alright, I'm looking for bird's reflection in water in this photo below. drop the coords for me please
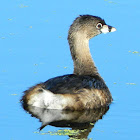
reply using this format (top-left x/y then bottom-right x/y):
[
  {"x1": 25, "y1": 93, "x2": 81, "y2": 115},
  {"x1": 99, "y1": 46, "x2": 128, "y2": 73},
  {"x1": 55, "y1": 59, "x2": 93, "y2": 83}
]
[{"x1": 23, "y1": 105, "x2": 109, "y2": 139}]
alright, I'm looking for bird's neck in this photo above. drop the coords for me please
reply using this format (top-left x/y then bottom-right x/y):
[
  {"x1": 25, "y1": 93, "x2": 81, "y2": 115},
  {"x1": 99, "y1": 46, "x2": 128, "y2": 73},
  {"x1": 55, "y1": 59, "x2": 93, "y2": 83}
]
[{"x1": 68, "y1": 32, "x2": 99, "y2": 76}]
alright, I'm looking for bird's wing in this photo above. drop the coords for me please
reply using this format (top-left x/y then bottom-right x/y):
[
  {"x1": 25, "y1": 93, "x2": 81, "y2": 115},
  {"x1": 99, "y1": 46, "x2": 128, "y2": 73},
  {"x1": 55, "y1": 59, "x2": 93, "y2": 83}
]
[{"x1": 44, "y1": 74, "x2": 107, "y2": 94}]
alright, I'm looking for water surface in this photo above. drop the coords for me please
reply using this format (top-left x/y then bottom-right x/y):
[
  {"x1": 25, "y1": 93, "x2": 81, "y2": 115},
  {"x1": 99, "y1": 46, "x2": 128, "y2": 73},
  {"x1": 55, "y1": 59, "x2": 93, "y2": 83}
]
[{"x1": 1, "y1": 0, "x2": 140, "y2": 139}]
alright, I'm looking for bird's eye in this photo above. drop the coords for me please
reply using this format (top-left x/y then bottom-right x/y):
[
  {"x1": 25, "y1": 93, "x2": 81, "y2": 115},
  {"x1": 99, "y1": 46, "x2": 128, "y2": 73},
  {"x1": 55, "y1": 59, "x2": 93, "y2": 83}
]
[{"x1": 96, "y1": 23, "x2": 103, "y2": 29}]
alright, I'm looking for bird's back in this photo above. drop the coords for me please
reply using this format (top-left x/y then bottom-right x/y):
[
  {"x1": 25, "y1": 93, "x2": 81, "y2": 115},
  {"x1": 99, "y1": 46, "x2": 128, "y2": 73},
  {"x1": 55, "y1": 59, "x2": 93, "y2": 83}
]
[{"x1": 44, "y1": 74, "x2": 108, "y2": 94}]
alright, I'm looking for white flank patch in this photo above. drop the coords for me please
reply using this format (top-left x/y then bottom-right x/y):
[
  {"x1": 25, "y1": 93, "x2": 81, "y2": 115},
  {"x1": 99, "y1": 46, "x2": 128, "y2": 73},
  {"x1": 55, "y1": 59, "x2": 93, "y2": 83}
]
[{"x1": 28, "y1": 89, "x2": 67, "y2": 109}]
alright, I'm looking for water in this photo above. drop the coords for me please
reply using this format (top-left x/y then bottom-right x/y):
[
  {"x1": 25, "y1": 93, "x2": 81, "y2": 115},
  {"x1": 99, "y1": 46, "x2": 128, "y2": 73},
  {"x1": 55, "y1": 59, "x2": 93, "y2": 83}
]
[{"x1": 1, "y1": 0, "x2": 140, "y2": 139}]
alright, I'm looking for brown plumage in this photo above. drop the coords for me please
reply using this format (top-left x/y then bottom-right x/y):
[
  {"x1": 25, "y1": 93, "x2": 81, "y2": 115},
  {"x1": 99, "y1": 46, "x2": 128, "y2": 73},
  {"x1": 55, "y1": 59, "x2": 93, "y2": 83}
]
[{"x1": 21, "y1": 15, "x2": 116, "y2": 110}]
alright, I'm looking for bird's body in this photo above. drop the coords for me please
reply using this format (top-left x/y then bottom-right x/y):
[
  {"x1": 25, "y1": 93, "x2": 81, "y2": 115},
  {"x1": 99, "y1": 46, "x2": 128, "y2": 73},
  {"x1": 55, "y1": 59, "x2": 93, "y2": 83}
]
[{"x1": 21, "y1": 15, "x2": 116, "y2": 110}]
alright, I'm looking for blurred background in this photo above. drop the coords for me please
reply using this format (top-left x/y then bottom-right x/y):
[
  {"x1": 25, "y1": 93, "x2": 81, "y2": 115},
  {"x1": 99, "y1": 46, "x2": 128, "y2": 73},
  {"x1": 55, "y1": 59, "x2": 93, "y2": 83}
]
[{"x1": 0, "y1": 0, "x2": 140, "y2": 139}]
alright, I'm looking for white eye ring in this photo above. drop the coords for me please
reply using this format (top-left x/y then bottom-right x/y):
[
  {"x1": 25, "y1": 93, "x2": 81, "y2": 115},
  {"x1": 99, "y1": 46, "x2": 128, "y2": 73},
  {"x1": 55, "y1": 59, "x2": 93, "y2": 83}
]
[{"x1": 96, "y1": 23, "x2": 103, "y2": 29}]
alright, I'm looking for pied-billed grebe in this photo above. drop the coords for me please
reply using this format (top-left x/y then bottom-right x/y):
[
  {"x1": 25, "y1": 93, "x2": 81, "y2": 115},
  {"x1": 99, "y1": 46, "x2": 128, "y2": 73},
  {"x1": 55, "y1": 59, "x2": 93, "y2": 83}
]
[{"x1": 21, "y1": 15, "x2": 116, "y2": 110}]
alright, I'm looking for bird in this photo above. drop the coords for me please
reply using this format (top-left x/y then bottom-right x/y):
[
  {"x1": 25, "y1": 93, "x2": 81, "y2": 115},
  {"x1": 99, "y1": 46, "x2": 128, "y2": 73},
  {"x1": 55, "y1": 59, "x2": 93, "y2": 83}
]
[{"x1": 21, "y1": 15, "x2": 116, "y2": 110}]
